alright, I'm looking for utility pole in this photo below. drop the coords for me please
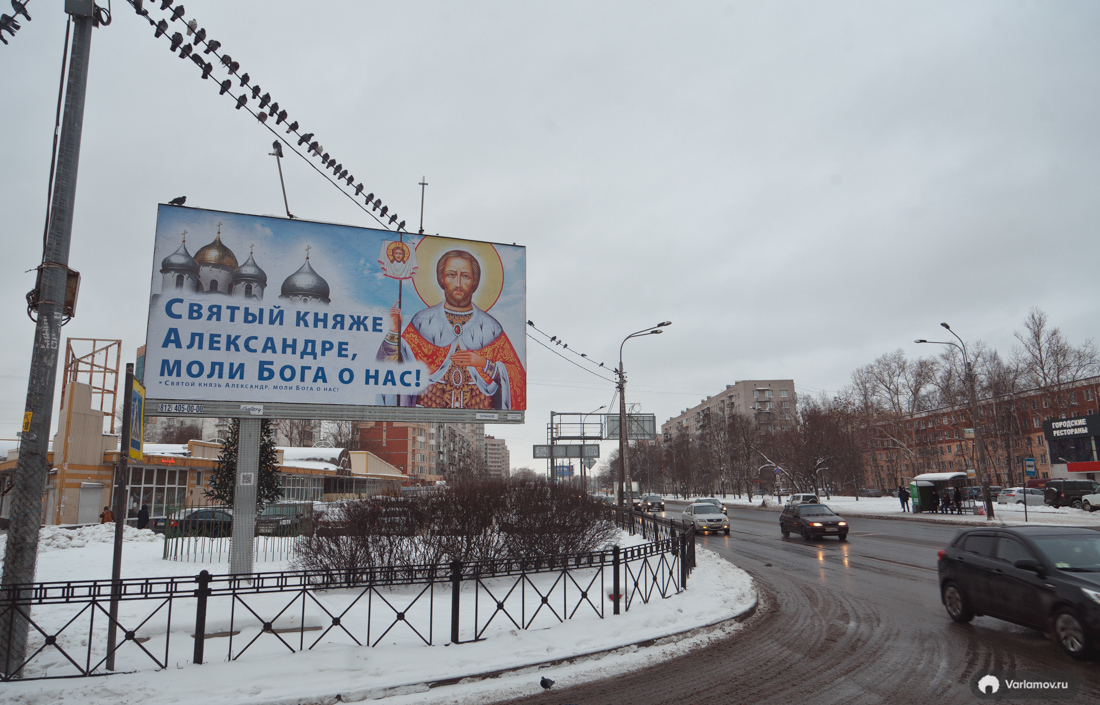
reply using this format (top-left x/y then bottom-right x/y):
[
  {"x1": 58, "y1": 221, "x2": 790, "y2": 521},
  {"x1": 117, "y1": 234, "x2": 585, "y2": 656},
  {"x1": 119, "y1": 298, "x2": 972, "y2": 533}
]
[{"x1": 1, "y1": 5, "x2": 96, "y2": 678}]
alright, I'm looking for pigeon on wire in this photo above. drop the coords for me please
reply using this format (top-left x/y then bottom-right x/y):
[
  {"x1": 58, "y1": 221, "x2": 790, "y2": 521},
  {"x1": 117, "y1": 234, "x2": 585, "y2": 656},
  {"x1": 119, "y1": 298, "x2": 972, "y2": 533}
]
[
  {"x1": 540, "y1": 676, "x2": 554, "y2": 691},
  {"x1": 168, "y1": 196, "x2": 187, "y2": 206}
]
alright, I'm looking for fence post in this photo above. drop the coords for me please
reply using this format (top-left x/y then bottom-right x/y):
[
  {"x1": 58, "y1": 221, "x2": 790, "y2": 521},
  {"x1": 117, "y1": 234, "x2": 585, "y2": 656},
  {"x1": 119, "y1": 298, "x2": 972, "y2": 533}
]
[
  {"x1": 193, "y1": 570, "x2": 211, "y2": 665},
  {"x1": 450, "y1": 560, "x2": 462, "y2": 644},
  {"x1": 612, "y1": 546, "x2": 621, "y2": 615}
]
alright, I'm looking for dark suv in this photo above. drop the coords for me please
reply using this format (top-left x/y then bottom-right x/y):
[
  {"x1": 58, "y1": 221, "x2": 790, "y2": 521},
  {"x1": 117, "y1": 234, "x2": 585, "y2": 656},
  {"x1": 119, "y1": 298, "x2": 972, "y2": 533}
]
[
  {"x1": 1044, "y1": 479, "x2": 1100, "y2": 509},
  {"x1": 938, "y1": 526, "x2": 1100, "y2": 658}
]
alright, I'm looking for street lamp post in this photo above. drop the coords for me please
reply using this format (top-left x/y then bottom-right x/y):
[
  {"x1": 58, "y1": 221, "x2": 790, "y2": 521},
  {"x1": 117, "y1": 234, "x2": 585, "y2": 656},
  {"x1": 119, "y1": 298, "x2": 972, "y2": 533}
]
[
  {"x1": 616, "y1": 322, "x2": 671, "y2": 509},
  {"x1": 580, "y1": 405, "x2": 605, "y2": 491},
  {"x1": 916, "y1": 322, "x2": 995, "y2": 520}
]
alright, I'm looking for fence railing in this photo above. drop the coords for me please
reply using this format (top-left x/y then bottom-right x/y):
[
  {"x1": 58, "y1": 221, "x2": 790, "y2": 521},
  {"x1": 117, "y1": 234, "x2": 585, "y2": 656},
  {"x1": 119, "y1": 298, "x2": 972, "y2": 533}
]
[{"x1": 0, "y1": 509, "x2": 695, "y2": 681}]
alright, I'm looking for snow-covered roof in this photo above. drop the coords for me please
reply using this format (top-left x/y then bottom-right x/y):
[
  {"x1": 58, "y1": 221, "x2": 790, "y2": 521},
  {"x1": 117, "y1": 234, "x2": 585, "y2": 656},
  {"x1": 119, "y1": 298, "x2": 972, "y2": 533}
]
[
  {"x1": 911, "y1": 472, "x2": 969, "y2": 483},
  {"x1": 278, "y1": 447, "x2": 345, "y2": 463},
  {"x1": 142, "y1": 444, "x2": 191, "y2": 457},
  {"x1": 279, "y1": 459, "x2": 339, "y2": 472}
]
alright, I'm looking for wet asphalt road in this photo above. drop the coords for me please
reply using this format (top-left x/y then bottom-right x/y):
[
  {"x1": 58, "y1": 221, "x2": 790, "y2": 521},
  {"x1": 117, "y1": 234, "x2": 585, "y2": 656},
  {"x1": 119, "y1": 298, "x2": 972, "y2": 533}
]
[{"x1": 489, "y1": 502, "x2": 1100, "y2": 705}]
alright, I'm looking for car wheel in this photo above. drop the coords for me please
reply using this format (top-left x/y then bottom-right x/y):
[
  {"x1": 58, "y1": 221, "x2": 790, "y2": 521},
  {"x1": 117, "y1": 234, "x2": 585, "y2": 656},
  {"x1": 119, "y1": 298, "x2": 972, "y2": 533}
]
[
  {"x1": 801, "y1": 526, "x2": 811, "y2": 541},
  {"x1": 838, "y1": 532, "x2": 848, "y2": 541},
  {"x1": 1054, "y1": 608, "x2": 1090, "y2": 659},
  {"x1": 781, "y1": 527, "x2": 790, "y2": 538},
  {"x1": 1073, "y1": 499, "x2": 1083, "y2": 510},
  {"x1": 1085, "y1": 501, "x2": 1094, "y2": 512},
  {"x1": 942, "y1": 583, "x2": 974, "y2": 623},
  {"x1": 1016, "y1": 501, "x2": 1024, "y2": 505},
  {"x1": 724, "y1": 528, "x2": 730, "y2": 535}
]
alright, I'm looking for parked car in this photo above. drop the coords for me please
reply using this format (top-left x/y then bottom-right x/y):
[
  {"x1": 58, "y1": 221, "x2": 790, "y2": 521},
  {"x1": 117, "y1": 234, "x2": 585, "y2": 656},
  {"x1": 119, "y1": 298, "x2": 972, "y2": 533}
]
[
  {"x1": 937, "y1": 525, "x2": 1100, "y2": 658},
  {"x1": 165, "y1": 507, "x2": 233, "y2": 538},
  {"x1": 780, "y1": 503, "x2": 848, "y2": 540},
  {"x1": 786, "y1": 493, "x2": 820, "y2": 505},
  {"x1": 681, "y1": 503, "x2": 730, "y2": 535},
  {"x1": 996, "y1": 488, "x2": 1045, "y2": 506},
  {"x1": 1081, "y1": 493, "x2": 1100, "y2": 512},
  {"x1": 256, "y1": 502, "x2": 315, "y2": 536},
  {"x1": 1044, "y1": 479, "x2": 1100, "y2": 509},
  {"x1": 694, "y1": 497, "x2": 727, "y2": 515},
  {"x1": 634, "y1": 494, "x2": 665, "y2": 512},
  {"x1": 965, "y1": 486, "x2": 1004, "y2": 501},
  {"x1": 859, "y1": 488, "x2": 883, "y2": 498}
]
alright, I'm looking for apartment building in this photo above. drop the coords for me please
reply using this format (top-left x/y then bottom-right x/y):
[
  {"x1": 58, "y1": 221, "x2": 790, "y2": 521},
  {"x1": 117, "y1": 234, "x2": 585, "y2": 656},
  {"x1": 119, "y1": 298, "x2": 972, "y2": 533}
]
[{"x1": 662, "y1": 379, "x2": 797, "y2": 441}]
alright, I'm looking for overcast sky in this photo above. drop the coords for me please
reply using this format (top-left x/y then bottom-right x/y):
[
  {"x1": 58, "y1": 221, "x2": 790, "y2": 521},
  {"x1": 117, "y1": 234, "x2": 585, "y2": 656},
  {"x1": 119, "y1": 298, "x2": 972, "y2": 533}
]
[{"x1": 3, "y1": 1, "x2": 1099, "y2": 474}]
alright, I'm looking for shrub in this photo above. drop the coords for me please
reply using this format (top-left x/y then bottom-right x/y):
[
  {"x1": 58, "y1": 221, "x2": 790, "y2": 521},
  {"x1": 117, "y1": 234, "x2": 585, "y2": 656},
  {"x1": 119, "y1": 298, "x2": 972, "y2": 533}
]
[{"x1": 293, "y1": 479, "x2": 618, "y2": 572}]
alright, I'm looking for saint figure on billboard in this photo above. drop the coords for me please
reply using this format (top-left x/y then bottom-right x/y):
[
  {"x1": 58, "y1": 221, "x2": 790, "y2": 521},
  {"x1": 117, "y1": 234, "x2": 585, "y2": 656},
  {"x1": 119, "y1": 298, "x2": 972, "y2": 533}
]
[
  {"x1": 378, "y1": 240, "x2": 417, "y2": 280},
  {"x1": 376, "y1": 248, "x2": 525, "y2": 409}
]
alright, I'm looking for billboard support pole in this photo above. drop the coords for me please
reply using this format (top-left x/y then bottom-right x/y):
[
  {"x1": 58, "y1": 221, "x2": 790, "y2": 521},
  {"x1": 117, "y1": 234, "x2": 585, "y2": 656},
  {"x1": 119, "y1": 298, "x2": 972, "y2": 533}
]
[
  {"x1": 230, "y1": 418, "x2": 261, "y2": 576},
  {"x1": 0, "y1": 9, "x2": 95, "y2": 679},
  {"x1": 106, "y1": 363, "x2": 135, "y2": 671}
]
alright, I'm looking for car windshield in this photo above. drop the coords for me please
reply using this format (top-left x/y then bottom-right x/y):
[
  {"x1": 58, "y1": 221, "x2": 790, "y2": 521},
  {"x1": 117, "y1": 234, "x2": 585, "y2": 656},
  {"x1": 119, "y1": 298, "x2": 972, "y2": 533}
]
[
  {"x1": 799, "y1": 506, "x2": 836, "y2": 516},
  {"x1": 1032, "y1": 535, "x2": 1100, "y2": 571},
  {"x1": 262, "y1": 506, "x2": 299, "y2": 517},
  {"x1": 645, "y1": 496, "x2": 661, "y2": 501},
  {"x1": 691, "y1": 505, "x2": 722, "y2": 515}
]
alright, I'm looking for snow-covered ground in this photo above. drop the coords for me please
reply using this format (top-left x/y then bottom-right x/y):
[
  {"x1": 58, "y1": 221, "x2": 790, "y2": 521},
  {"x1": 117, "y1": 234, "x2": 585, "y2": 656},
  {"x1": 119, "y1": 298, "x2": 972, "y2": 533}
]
[
  {"x1": 1, "y1": 525, "x2": 755, "y2": 705},
  {"x1": 683, "y1": 493, "x2": 1100, "y2": 526}
]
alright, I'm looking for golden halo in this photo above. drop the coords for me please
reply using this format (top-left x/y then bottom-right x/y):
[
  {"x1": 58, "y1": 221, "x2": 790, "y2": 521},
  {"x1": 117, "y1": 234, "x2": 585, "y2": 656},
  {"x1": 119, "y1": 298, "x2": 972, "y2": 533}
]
[
  {"x1": 412, "y1": 237, "x2": 504, "y2": 310},
  {"x1": 386, "y1": 241, "x2": 411, "y2": 262}
]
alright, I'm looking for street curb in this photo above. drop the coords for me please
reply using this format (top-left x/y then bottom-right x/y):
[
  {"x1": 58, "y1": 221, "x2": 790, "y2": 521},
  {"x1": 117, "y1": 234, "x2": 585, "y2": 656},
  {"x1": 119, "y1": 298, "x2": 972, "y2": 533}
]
[
  {"x1": 743, "y1": 501, "x2": 1029, "y2": 528},
  {"x1": 308, "y1": 596, "x2": 760, "y2": 704}
]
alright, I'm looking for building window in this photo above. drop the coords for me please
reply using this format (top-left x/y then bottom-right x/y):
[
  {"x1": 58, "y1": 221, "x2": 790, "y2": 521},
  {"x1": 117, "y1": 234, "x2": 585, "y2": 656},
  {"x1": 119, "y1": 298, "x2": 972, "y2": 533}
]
[
  {"x1": 753, "y1": 391, "x2": 759, "y2": 398},
  {"x1": 1040, "y1": 453, "x2": 1047, "y2": 465},
  {"x1": 1086, "y1": 389, "x2": 1094, "y2": 402},
  {"x1": 780, "y1": 390, "x2": 789, "y2": 398},
  {"x1": 1038, "y1": 435, "x2": 1044, "y2": 446},
  {"x1": 1030, "y1": 399, "x2": 1038, "y2": 410},
  {"x1": 1043, "y1": 398, "x2": 1051, "y2": 408},
  {"x1": 1033, "y1": 417, "x2": 1041, "y2": 428},
  {"x1": 765, "y1": 390, "x2": 773, "y2": 399},
  {"x1": 128, "y1": 466, "x2": 189, "y2": 519},
  {"x1": 1071, "y1": 393, "x2": 1078, "y2": 406},
  {"x1": 175, "y1": 274, "x2": 185, "y2": 289}
]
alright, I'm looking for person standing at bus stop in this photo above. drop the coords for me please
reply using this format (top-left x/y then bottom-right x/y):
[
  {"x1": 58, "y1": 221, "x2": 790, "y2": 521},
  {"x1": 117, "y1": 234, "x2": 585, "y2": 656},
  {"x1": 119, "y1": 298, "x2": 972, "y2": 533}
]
[{"x1": 899, "y1": 486, "x2": 910, "y2": 512}]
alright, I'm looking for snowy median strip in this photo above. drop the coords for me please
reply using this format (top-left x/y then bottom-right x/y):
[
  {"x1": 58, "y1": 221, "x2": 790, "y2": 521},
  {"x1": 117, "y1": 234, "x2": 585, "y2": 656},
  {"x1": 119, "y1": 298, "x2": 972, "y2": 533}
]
[{"x1": 1, "y1": 526, "x2": 755, "y2": 705}]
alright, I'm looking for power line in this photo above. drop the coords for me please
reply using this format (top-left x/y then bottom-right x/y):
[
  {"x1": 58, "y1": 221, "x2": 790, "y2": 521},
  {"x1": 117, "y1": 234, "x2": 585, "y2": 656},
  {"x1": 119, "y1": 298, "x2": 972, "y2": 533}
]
[
  {"x1": 527, "y1": 333, "x2": 614, "y2": 383},
  {"x1": 124, "y1": 0, "x2": 407, "y2": 232}
]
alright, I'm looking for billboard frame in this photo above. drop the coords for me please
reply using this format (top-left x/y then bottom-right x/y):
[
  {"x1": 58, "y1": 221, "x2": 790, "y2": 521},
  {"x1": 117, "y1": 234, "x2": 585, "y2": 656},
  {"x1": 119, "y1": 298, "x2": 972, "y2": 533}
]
[{"x1": 144, "y1": 399, "x2": 523, "y2": 423}]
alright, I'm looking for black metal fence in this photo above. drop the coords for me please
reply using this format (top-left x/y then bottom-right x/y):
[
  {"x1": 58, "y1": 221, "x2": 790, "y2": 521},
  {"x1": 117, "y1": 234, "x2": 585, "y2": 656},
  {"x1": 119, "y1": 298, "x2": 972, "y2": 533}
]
[{"x1": 1, "y1": 509, "x2": 694, "y2": 681}]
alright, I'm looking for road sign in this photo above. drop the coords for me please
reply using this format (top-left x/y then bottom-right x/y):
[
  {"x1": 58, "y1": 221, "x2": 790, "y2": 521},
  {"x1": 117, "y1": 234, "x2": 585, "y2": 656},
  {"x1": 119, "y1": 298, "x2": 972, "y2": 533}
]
[
  {"x1": 533, "y1": 444, "x2": 600, "y2": 459},
  {"x1": 774, "y1": 468, "x2": 782, "y2": 475},
  {"x1": 1025, "y1": 457, "x2": 1037, "y2": 477}
]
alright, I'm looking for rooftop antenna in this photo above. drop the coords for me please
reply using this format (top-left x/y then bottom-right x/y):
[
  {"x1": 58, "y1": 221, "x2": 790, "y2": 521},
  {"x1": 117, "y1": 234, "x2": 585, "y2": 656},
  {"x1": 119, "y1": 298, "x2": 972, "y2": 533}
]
[
  {"x1": 270, "y1": 141, "x2": 294, "y2": 218},
  {"x1": 418, "y1": 176, "x2": 428, "y2": 235}
]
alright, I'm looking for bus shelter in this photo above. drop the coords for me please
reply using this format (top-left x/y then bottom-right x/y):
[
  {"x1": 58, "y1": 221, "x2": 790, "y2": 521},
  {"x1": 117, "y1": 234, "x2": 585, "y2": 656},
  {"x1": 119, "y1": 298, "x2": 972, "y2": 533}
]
[{"x1": 910, "y1": 472, "x2": 970, "y2": 513}]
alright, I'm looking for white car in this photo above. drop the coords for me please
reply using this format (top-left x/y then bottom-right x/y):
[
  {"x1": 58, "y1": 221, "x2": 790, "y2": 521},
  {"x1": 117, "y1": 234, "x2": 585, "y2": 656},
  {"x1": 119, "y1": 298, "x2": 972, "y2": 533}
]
[
  {"x1": 996, "y1": 487, "x2": 1044, "y2": 506},
  {"x1": 786, "y1": 493, "x2": 820, "y2": 506},
  {"x1": 681, "y1": 503, "x2": 730, "y2": 535},
  {"x1": 1082, "y1": 493, "x2": 1100, "y2": 512}
]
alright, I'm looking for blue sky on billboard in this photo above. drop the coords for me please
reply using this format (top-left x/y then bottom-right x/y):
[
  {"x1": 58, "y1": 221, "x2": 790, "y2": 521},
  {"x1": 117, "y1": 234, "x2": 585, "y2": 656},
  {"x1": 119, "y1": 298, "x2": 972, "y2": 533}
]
[{"x1": 2, "y1": 1, "x2": 1099, "y2": 473}]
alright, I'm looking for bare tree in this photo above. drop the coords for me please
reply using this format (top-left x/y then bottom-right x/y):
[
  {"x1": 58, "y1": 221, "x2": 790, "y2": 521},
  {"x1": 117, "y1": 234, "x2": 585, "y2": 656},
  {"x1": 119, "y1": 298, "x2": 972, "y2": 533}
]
[
  {"x1": 1014, "y1": 307, "x2": 1099, "y2": 393},
  {"x1": 276, "y1": 419, "x2": 319, "y2": 447},
  {"x1": 323, "y1": 421, "x2": 362, "y2": 451},
  {"x1": 152, "y1": 422, "x2": 204, "y2": 444}
]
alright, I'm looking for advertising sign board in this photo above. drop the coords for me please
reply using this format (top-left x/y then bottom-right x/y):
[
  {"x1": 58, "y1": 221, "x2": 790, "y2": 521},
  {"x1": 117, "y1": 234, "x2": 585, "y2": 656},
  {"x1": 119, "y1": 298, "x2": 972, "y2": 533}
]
[
  {"x1": 144, "y1": 206, "x2": 526, "y2": 422},
  {"x1": 605, "y1": 414, "x2": 657, "y2": 440},
  {"x1": 129, "y1": 380, "x2": 145, "y2": 462}
]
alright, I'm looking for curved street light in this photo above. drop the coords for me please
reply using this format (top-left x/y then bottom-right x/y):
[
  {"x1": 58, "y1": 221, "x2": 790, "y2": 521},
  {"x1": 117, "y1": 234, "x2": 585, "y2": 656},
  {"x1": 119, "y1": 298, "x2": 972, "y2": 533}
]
[
  {"x1": 617, "y1": 322, "x2": 671, "y2": 509},
  {"x1": 579, "y1": 405, "x2": 605, "y2": 491},
  {"x1": 915, "y1": 321, "x2": 995, "y2": 520}
]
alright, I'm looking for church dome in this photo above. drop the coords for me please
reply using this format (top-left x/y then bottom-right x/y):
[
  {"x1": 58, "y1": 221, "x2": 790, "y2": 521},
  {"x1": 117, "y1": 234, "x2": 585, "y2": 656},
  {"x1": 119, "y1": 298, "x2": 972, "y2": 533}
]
[
  {"x1": 232, "y1": 252, "x2": 268, "y2": 286},
  {"x1": 194, "y1": 234, "x2": 239, "y2": 270},
  {"x1": 281, "y1": 259, "x2": 330, "y2": 302},
  {"x1": 160, "y1": 241, "x2": 199, "y2": 275}
]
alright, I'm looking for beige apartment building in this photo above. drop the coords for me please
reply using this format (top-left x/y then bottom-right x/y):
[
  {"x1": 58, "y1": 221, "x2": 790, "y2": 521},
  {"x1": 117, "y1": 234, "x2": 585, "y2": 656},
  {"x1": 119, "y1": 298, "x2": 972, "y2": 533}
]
[{"x1": 662, "y1": 379, "x2": 797, "y2": 441}]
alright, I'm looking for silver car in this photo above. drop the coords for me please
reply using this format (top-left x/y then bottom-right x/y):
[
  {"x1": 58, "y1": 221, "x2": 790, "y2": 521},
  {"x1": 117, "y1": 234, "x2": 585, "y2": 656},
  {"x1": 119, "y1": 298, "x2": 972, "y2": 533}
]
[{"x1": 681, "y1": 503, "x2": 730, "y2": 535}]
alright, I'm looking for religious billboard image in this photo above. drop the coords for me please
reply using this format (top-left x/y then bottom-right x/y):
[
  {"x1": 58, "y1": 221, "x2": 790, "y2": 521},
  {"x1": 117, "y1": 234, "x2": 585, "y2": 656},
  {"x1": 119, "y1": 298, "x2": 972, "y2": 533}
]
[{"x1": 144, "y1": 205, "x2": 526, "y2": 413}]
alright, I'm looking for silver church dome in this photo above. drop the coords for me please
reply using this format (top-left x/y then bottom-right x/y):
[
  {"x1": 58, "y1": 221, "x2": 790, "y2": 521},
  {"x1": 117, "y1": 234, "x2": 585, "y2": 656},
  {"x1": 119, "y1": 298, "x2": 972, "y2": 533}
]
[
  {"x1": 232, "y1": 253, "x2": 268, "y2": 286},
  {"x1": 160, "y1": 241, "x2": 200, "y2": 276},
  {"x1": 280, "y1": 259, "x2": 330, "y2": 303}
]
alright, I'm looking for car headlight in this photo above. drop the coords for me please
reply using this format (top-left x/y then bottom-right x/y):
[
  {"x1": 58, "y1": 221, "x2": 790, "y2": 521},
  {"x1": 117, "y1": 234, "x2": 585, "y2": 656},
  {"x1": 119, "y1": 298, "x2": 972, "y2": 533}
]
[
  {"x1": 1082, "y1": 587, "x2": 1100, "y2": 605},
  {"x1": 838, "y1": 522, "x2": 847, "y2": 526},
  {"x1": 811, "y1": 522, "x2": 823, "y2": 527}
]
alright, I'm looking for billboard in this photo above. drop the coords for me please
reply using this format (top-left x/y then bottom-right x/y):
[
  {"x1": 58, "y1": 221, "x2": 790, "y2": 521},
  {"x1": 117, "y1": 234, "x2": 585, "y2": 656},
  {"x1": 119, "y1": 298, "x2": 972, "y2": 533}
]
[{"x1": 144, "y1": 205, "x2": 526, "y2": 422}]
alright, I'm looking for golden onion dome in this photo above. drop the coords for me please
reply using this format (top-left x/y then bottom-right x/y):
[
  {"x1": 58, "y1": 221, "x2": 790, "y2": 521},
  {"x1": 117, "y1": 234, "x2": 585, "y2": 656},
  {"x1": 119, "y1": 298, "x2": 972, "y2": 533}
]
[{"x1": 194, "y1": 234, "x2": 239, "y2": 270}]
